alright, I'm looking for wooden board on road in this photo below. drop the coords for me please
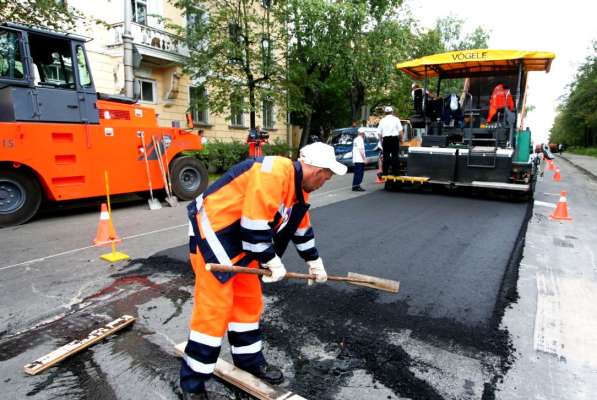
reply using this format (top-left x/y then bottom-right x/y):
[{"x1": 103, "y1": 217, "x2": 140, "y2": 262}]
[
  {"x1": 175, "y1": 341, "x2": 307, "y2": 400},
  {"x1": 24, "y1": 315, "x2": 135, "y2": 375}
]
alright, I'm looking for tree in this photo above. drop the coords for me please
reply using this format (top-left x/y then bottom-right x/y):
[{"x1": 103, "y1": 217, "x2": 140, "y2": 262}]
[
  {"x1": 283, "y1": 2, "x2": 490, "y2": 146},
  {"x1": 550, "y1": 42, "x2": 597, "y2": 147},
  {"x1": 173, "y1": 0, "x2": 286, "y2": 131},
  {"x1": 0, "y1": 0, "x2": 76, "y2": 30},
  {"x1": 283, "y1": 0, "x2": 415, "y2": 146}
]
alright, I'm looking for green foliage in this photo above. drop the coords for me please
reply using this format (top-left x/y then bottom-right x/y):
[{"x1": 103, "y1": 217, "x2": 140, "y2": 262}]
[
  {"x1": 195, "y1": 140, "x2": 248, "y2": 172},
  {"x1": 566, "y1": 146, "x2": 597, "y2": 157},
  {"x1": 283, "y1": 1, "x2": 489, "y2": 142},
  {"x1": 0, "y1": 0, "x2": 77, "y2": 30},
  {"x1": 185, "y1": 138, "x2": 294, "y2": 173},
  {"x1": 550, "y1": 42, "x2": 597, "y2": 147},
  {"x1": 262, "y1": 137, "x2": 296, "y2": 158},
  {"x1": 172, "y1": 0, "x2": 286, "y2": 129}
]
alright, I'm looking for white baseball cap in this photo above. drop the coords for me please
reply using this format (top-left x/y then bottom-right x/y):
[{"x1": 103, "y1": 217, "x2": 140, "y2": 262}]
[
  {"x1": 384, "y1": 106, "x2": 393, "y2": 113},
  {"x1": 299, "y1": 142, "x2": 347, "y2": 176}
]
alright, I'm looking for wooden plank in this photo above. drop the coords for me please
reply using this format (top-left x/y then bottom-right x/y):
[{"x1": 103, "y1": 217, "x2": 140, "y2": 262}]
[
  {"x1": 24, "y1": 315, "x2": 135, "y2": 375},
  {"x1": 175, "y1": 341, "x2": 307, "y2": 400}
]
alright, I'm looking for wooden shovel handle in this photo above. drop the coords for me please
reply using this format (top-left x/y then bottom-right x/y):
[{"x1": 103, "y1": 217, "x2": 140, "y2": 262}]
[{"x1": 206, "y1": 263, "x2": 374, "y2": 284}]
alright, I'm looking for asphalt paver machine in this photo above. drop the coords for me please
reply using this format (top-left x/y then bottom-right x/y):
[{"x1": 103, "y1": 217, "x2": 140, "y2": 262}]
[{"x1": 386, "y1": 49, "x2": 555, "y2": 197}]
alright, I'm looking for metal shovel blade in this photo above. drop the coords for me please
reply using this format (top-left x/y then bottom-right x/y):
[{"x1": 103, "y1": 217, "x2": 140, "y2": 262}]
[
  {"x1": 165, "y1": 195, "x2": 179, "y2": 207},
  {"x1": 148, "y1": 198, "x2": 162, "y2": 210}
]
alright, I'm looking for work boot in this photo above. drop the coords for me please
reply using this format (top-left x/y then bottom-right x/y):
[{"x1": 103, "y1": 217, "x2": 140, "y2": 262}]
[{"x1": 247, "y1": 363, "x2": 284, "y2": 385}]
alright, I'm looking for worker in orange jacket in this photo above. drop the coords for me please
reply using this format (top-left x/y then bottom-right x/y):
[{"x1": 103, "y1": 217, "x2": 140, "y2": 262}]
[
  {"x1": 180, "y1": 142, "x2": 347, "y2": 399},
  {"x1": 487, "y1": 83, "x2": 515, "y2": 123}
]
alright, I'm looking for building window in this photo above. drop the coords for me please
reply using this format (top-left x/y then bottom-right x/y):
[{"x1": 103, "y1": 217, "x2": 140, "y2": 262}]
[
  {"x1": 230, "y1": 93, "x2": 244, "y2": 127},
  {"x1": 228, "y1": 23, "x2": 244, "y2": 64},
  {"x1": 187, "y1": 7, "x2": 207, "y2": 32},
  {"x1": 189, "y1": 85, "x2": 208, "y2": 125},
  {"x1": 131, "y1": 0, "x2": 148, "y2": 25},
  {"x1": 138, "y1": 78, "x2": 156, "y2": 103},
  {"x1": 262, "y1": 97, "x2": 275, "y2": 129},
  {"x1": 261, "y1": 37, "x2": 271, "y2": 75}
]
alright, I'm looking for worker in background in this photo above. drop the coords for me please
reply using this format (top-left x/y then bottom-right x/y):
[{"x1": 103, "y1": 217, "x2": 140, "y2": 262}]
[
  {"x1": 181, "y1": 142, "x2": 348, "y2": 399},
  {"x1": 351, "y1": 128, "x2": 367, "y2": 191},
  {"x1": 377, "y1": 106, "x2": 403, "y2": 176},
  {"x1": 411, "y1": 83, "x2": 438, "y2": 100},
  {"x1": 487, "y1": 83, "x2": 515, "y2": 123}
]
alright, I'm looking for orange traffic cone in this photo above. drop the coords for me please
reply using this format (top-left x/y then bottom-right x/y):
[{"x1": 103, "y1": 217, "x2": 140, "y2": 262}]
[
  {"x1": 550, "y1": 191, "x2": 572, "y2": 221},
  {"x1": 553, "y1": 168, "x2": 561, "y2": 182},
  {"x1": 375, "y1": 170, "x2": 384, "y2": 184},
  {"x1": 546, "y1": 159, "x2": 555, "y2": 171},
  {"x1": 94, "y1": 203, "x2": 122, "y2": 246}
]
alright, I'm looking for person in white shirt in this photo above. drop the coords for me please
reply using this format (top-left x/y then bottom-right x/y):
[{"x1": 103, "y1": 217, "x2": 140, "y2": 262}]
[
  {"x1": 351, "y1": 128, "x2": 367, "y2": 191},
  {"x1": 377, "y1": 106, "x2": 403, "y2": 176}
]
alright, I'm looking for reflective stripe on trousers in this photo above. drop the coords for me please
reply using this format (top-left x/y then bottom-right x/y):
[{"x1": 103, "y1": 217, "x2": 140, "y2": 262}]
[{"x1": 181, "y1": 200, "x2": 265, "y2": 392}]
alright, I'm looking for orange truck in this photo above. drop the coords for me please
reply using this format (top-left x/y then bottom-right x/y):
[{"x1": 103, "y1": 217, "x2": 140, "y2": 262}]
[{"x1": 0, "y1": 23, "x2": 208, "y2": 227}]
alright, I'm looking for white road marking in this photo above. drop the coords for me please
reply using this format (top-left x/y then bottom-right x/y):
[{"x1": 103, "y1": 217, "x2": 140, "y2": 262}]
[
  {"x1": 534, "y1": 270, "x2": 562, "y2": 357},
  {"x1": 534, "y1": 200, "x2": 556, "y2": 208},
  {"x1": 0, "y1": 224, "x2": 187, "y2": 272},
  {"x1": 2, "y1": 179, "x2": 377, "y2": 272}
]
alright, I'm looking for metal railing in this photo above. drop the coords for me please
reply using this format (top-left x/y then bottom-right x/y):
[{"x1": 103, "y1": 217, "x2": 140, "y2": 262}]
[{"x1": 107, "y1": 22, "x2": 189, "y2": 58}]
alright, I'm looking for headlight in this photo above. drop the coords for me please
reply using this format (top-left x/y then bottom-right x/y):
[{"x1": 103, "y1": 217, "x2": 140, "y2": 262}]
[{"x1": 342, "y1": 152, "x2": 352, "y2": 159}]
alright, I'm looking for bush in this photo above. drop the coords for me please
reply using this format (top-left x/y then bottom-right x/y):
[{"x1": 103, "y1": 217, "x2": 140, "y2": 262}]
[
  {"x1": 184, "y1": 138, "x2": 296, "y2": 173},
  {"x1": 262, "y1": 138, "x2": 296, "y2": 158}
]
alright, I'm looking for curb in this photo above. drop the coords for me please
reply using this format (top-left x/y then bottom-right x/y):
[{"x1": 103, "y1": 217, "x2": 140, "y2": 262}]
[{"x1": 558, "y1": 154, "x2": 597, "y2": 182}]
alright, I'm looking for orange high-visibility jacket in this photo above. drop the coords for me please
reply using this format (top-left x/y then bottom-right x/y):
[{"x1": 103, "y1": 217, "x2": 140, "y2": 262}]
[
  {"x1": 487, "y1": 84, "x2": 515, "y2": 122},
  {"x1": 187, "y1": 156, "x2": 318, "y2": 283}
]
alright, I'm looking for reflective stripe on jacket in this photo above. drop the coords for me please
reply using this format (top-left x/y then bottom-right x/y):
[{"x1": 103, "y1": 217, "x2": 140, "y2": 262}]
[{"x1": 187, "y1": 156, "x2": 319, "y2": 283}]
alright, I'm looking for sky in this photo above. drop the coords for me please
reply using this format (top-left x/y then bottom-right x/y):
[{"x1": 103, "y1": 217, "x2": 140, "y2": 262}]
[{"x1": 404, "y1": 0, "x2": 597, "y2": 145}]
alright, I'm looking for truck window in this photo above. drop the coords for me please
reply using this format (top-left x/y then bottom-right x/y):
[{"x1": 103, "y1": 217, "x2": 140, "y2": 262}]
[
  {"x1": 0, "y1": 29, "x2": 24, "y2": 80},
  {"x1": 28, "y1": 33, "x2": 75, "y2": 89},
  {"x1": 76, "y1": 45, "x2": 92, "y2": 87}
]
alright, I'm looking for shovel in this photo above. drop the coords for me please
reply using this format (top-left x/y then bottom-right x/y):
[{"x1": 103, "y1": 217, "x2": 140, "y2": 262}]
[
  {"x1": 152, "y1": 136, "x2": 178, "y2": 207},
  {"x1": 139, "y1": 132, "x2": 161, "y2": 210},
  {"x1": 206, "y1": 264, "x2": 400, "y2": 293},
  {"x1": 161, "y1": 134, "x2": 179, "y2": 206}
]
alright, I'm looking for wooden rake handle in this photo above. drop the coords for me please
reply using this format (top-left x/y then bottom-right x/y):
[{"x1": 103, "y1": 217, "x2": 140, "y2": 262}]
[{"x1": 207, "y1": 264, "x2": 369, "y2": 284}]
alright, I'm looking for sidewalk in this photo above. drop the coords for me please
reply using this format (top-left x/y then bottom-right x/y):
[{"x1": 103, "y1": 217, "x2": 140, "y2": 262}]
[
  {"x1": 497, "y1": 154, "x2": 597, "y2": 398},
  {"x1": 559, "y1": 152, "x2": 597, "y2": 180}
]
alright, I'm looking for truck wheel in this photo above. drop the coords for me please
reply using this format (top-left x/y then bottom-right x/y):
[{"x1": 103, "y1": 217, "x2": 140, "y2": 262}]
[
  {"x1": 0, "y1": 169, "x2": 42, "y2": 227},
  {"x1": 170, "y1": 157, "x2": 208, "y2": 201}
]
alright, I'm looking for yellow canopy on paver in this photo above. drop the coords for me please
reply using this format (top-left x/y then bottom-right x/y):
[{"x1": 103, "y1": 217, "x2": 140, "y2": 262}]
[{"x1": 396, "y1": 49, "x2": 555, "y2": 80}]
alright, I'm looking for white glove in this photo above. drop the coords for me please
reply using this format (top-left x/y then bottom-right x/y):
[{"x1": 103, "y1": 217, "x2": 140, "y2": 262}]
[
  {"x1": 261, "y1": 255, "x2": 286, "y2": 283},
  {"x1": 307, "y1": 257, "x2": 327, "y2": 285}
]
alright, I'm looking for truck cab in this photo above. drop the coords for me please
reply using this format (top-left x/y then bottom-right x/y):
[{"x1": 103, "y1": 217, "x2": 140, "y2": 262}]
[{"x1": 0, "y1": 23, "x2": 99, "y2": 124}]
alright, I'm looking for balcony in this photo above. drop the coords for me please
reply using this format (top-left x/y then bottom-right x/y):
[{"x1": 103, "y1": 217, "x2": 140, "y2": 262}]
[{"x1": 107, "y1": 22, "x2": 189, "y2": 66}]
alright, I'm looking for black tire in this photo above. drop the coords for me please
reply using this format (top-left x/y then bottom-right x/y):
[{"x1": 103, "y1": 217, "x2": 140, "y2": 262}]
[
  {"x1": 170, "y1": 156, "x2": 209, "y2": 200},
  {"x1": 0, "y1": 169, "x2": 42, "y2": 227}
]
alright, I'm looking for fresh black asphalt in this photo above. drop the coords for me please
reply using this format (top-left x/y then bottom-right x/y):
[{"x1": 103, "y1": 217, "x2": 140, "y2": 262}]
[{"x1": 0, "y1": 188, "x2": 531, "y2": 399}]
